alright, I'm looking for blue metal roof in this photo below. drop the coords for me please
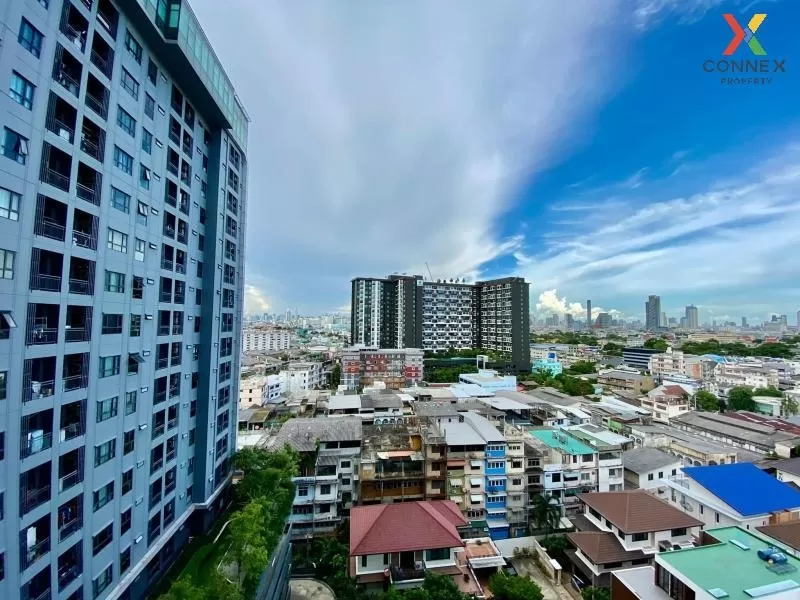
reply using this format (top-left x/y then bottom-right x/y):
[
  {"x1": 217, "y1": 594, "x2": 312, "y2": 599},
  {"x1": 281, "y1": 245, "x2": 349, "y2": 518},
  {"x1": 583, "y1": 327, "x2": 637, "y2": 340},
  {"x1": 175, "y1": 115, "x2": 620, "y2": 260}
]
[{"x1": 683, "y1": 463, "x2": 800, "y2": 517}]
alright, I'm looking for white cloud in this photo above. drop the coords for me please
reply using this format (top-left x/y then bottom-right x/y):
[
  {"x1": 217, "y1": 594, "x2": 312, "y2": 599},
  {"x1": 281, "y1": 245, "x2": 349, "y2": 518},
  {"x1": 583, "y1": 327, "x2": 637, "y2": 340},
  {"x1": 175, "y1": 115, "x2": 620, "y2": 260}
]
[
  {"x1": 189, "y1": 0, "x2": 634, "y2": 312},
  {"x1": 243, "y1": 284, "x2": 271, "y2": 314},
  {"x1": 535, "y1": 289, "x2": 621, "y2": 319}
]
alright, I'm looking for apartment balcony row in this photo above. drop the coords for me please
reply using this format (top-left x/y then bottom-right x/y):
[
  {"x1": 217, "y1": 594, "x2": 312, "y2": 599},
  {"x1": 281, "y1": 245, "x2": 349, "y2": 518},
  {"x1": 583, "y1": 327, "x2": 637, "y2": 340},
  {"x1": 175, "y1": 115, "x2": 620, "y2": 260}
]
[
  {"x1": 25, "y1": 303, "x2": 92, "y2": 346},
  {"x1": 21, "y1": 448, "x2": 85, "y2": 517},
  {"x1": 23, "y1": 354, "x2": 89, "y2": 403}
]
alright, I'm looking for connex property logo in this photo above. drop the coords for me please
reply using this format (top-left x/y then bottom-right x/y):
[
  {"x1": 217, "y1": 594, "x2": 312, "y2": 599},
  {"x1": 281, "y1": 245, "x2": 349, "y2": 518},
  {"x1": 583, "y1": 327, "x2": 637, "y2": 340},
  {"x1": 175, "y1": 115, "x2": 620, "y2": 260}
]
[{"x1": 703, "y1": 13, "x2": 786, "y2": 85}]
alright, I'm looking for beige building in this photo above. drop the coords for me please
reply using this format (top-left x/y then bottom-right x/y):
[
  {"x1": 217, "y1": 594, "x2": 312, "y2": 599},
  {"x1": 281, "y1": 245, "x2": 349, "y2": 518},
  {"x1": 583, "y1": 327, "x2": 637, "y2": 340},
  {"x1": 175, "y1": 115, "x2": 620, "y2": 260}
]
[
  {"x1": 597, "y1": 370, "x2": 655, "y2": 394},
  {"x1": 239, "y1": 375, "x2": 267, "y2": 407}
]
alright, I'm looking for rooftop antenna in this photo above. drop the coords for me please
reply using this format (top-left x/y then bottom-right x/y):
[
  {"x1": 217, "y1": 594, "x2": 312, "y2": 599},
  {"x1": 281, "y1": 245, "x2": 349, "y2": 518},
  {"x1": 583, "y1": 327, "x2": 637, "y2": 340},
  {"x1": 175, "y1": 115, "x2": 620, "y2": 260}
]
[{"x1": 425, "y1": 262, "x2": 434, "y2": 281}]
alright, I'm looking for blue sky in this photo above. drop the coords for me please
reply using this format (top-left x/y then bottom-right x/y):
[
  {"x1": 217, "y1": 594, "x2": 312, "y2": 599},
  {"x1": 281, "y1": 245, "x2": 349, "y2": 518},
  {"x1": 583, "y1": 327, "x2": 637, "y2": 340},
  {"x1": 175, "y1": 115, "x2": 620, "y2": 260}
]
[{"x1": 193, "y1": 0, "x2": 800, "y2": 323}]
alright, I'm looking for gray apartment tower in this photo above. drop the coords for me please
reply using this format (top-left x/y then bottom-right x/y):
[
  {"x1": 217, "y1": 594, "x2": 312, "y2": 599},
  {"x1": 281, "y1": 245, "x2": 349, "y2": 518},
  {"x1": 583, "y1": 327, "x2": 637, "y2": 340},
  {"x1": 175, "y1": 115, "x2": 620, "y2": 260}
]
[
  {"x1": 645, "y1": 295, "x2": 661, "y2": 331},
  {"x1": 0, "y1": 1, "x2": 247, "y2": 599},
  {"x1": 586, "y1": 299, "x2": 591, "y2": 330},
  {"x1": 351, "y1": 275, "x2": 531, "y2": 372},
  {"x1": 685, "y1": 305, "x2": 699, "y2": 330}
]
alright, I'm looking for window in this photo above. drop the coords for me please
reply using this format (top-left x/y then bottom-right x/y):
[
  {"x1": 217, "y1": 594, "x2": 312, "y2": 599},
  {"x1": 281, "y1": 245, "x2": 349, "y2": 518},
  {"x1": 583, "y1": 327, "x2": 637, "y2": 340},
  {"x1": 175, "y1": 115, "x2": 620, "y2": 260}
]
[
  {"x1": 18, "y1": 19, "x2": 43, "y2": 58},
  {"x1": 102, "y1": 313, "x2": 123, "y2": 334},
  {"x1": 125, "y1": 390, "x2": 137, "y2": 414},
  {"x1": 93, "y1": 481, "x2": 114, "y2": 510},
  {"x1": 99, "y1": 355, "x2": 121, "y2": 378},
  {"x1": 0, "y1": 372, "x2": 6, "y2": 400},
  {"x1": 93, "y1": 562, "x2": 113, "y2": 596},
  {"x1": 145, "y1": 93, "x2": 155, "y2": 119},
  {"x1": 97, "y1": 396, "x2": 118, "y2": 422},
  {"x1": 658, "y1": 471, "x2": 664, "y2": 478},
  {"x1": 132, "y1": 276, "x2": 143, "y2": 299},
  {"x1": 123, "y1": 430, "x2": 135, "y2": 454},
  {"x1": 320, "y1": 484, "x2": 331, "y2": 495},
  {"x1": 715, "y1": 512, "x2": 720, "y2": 523},
  {"x1": 94, "y1": 440, "x2": 116, "y2": 466},
  {"x1": 124, "y1": 30, "x2": 143, "y2": 63},
  {"x1": 647, "y1": 473, "x2": 654, "y2": 481},
  {"x1": 122, "y1": 468, "x2": 133, "y2": 494},
  {"x1": 427, "y1": 548, "x2": 450, "y2": 561},
  {"x1": 0, "y1": 250, "x2": 15, "y2": 279},
  {"x1": 113, "y1": 146, "x2": 133, "y2": 174},
  {"x1": 1, "y1": 128, "x2": 28, "y2": 164},
  {"x1": 105, "y1": 270, "x2": 125, "y2": 292},
  {"x1": 0, "y1": 188, "x2": 21, "y2": 221},
  {"x1": 631, "y1": 532, "x2": 648, "y2": 542},
  {"x1": 140, "y1": 165, "x2": 151, "y2": 189},
  {"x1": 121, "y1": 68, "x2": 139, "y2": 99},
  {"x1": 137, "y1": 201, "x2": 148, "y2": 225},
  {"x1": 195, "y1": 288, "x2": 202, "y2": 305},
  {"x1": 142, "y1": 128, "x2": 153, "y2": 154},
  {"x1": 107, "y1": 228, "x2": 128, "y2": 253},
  {"x1": 110, "y1": 187, "x2": 131, "y2": 213},
  {"x1": 341, "y1": 460, "x2": 351, "y2": 468},
  {"x1": 671, "y1": 527, "x2": 687, "y2": 537},
  {"x1": 134, "y1": 238, "x2": 145, "y2": 262},
  {"x1": 117, "y1": 106, "x2": 136, "y2": 136},
  {"x1": 361, "y1": 556, "x2": 367, "y2": 568},
  {"x1": 9, "y1": 71, "x2": 35, "y2": 109},
  {"x1": 121, "y1": 508, "x2": 132, "y2": 534},
  {"x1": 147, "y1": 59, "x2": 157, "y2": 84}
]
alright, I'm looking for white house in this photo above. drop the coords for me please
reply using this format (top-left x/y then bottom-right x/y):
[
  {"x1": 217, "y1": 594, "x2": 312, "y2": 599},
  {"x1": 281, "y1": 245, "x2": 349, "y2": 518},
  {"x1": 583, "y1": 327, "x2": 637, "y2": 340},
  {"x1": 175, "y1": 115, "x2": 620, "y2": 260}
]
[
  {"x1": 279, "y1": 361, "x2": 323, "y2": 393},
  {"x1": 640, "y1": 385, "x2": 691, "y2": 424},
  {"x1": 622, "y1": 447, "x2": 682, "y2": 494}
]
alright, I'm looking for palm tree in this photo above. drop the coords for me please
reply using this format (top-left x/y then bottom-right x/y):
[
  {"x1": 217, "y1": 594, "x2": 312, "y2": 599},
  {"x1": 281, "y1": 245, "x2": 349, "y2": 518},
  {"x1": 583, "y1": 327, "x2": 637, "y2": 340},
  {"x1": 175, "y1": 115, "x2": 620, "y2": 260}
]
[{"x1": 529, "y1": 494, "x2": 561, "y2": 538}]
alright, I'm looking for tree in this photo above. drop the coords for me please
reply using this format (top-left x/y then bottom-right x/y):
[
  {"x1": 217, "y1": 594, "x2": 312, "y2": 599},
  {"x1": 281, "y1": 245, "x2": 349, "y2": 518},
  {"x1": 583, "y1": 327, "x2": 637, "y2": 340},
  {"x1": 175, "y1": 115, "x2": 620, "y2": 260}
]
[
  {"x1": 694, "y1": 390, "x2": 719, "y2": 412},
  {"x1": 783, "y1": 396, "x2": 800, "y2": 417},
  {"x1": 529, "y1": 494, "x2": 561, "y2": 536},
  {"x1": 644, "y1": 338, "x2": 668, "y2": 351},
  {"x1": 159, "y1": 577, "x2": 204, "y2": 600},
  {"x1": 233, "y1": 446, "x2": 298, "y2": 504},
  {"x1": 601, "y1": 342, "x2": 624, "y2": 356},
  {"x1": 330, "y1": 363, "x2": 342, "y2": 389},
  {"x1": 488, "y1": 571, "x2": 544, "y2": 600},
  {"x1": 228, "y1": 499, "x2": 272, "y2": 593},
  {"x1": 727, "y1": 386, "x2": 756, "y2": 412},
  {"x1": 753, "y1": 386, "x2": 784, "y2": 398},
  {"x1": 566, "y1": 361, "x2": 596, "y2": 375},
  {"x1": 582, "y1": 587, "x2": 611, "y2": 600}
]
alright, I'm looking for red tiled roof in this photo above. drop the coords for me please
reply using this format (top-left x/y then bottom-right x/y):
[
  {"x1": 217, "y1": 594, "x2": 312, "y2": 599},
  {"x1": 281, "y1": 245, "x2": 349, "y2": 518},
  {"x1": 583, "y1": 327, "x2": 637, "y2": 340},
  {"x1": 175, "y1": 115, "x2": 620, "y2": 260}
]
[
  {"x1": 578, "y1": 490, "x2": 703, "y2": 534},
  {"x1": 727, "y1": 412, "x2": 800, "y2": 436},
  {"x1": 660, "y1": 385, "x2": 687, "y2": 397},
  {"x1": 350, "y1": 500, "x2": 467, "y2": 556}
]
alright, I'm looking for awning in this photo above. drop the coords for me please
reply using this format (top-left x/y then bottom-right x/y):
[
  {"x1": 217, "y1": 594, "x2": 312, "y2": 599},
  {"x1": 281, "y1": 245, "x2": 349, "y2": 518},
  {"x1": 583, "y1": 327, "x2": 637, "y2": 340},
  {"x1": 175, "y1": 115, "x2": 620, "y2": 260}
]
[
  {"x1": 470, "y1": 460, "x2": 482, "y2": 468},
  {"x1": 470, "y1": 478, "x2": 482, "y2": 486},
  {"x1": 129, "y1": 353, "x2": 145, "y2": 364},
  {"x1": 1, "y1": 312, "x2": 17, "y2": 328},
  {"x1": 470, "y1": 494, "x2": 482, "y2": 503},
  {"x1": 449, "y1": 478, "x2": 463, "y2": 486},
  {"x1": 487, "y1": 508, "x2": 508, "y2": 514}
]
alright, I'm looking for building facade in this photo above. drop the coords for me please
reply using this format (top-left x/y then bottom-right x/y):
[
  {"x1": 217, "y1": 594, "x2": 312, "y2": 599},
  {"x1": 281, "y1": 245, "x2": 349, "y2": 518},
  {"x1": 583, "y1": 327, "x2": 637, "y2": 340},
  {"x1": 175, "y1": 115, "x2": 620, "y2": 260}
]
[
  {"x1": 241, "y1": 327, "x2": 292, "y2": 352},
  {"x1": 279, "y1": 361, "x2": 323, "y2": 393},
  {"x1": 645, "y1": 295, "x2": 661, "y2": 331},
  {"x1": 339, "y1": 347, "x2": 423, "y2": 390},
  {"x1": 0, "y1": 0, "x2": 248, "y2": 598},
  {"x1": 350, "y1": 275, "x2": 531, "y2": 372}
]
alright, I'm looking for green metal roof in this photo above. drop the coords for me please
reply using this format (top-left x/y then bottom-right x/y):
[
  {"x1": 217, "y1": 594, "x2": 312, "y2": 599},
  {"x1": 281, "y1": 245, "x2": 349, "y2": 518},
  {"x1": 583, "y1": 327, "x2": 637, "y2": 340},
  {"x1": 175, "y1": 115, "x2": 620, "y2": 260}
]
[
  {"x1": 657, "y1": 527, "x2": 800, "y2": 600},
  {"x1": 528, "y1": 429, "x2": 595, "y2": 455}
]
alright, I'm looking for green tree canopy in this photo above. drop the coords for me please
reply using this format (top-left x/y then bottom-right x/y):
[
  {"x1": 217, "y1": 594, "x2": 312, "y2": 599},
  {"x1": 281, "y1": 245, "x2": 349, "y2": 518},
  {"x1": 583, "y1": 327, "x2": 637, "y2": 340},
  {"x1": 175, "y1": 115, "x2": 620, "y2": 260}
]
[
  {"x1": 488, "y1": 572, "x2": 544, "y2": 600},
  {"x1": 582, "y1": 586, "x2": 611, "y2": 600},
  {"x1": 694, "y1": 390, "x2": 719, "y2": 412},
  {"x1": 783, "y1": 396, "x2": 800, "y2": 417},
  {"x1": 753, "y1": 386, "x2": 784, "y2": 398},
  {"x1": 727, "y1": 386, "x2": 756, "y2": 411},
  {"x1": 566, "y1": 361, "x2": 597, "y2": 375},
  {"x1": 644, "y1": 338, "x2": 669, "y2": 351},
  {"x1": 529, "y1": 494, "x2": 561, "y2": 535},
  {"x1": 601, "y1": 342, "x2": 624, "y2": 356},
  {"x1": 330, "y1": 363, "x2": 342, "y2": 388}
]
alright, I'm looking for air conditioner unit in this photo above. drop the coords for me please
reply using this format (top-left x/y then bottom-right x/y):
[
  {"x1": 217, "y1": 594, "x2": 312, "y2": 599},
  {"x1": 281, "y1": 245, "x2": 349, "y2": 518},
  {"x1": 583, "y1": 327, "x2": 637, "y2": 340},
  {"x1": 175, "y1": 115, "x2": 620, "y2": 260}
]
[
  {"x1": 135, "y1": 497, "x2": 143, "y2": 506},
  {"x1": 137, "y1": 460, "x2": 145, "y2": 468},
  {"x1": 139, "y1": 424, "x2": 148, "y2": 430},
  {"x1": 135, "y1": 535, "x2": 143, "y2": 544}
]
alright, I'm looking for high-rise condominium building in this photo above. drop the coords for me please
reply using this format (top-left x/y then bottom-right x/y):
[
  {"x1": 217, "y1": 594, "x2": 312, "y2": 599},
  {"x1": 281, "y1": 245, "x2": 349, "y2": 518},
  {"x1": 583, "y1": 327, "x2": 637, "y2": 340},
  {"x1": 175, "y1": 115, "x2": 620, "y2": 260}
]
[
  {"x1": 241, "y1": 327, "x2": 292, "y2": 352},
  {"x1": 685, "y1": 305, "x2": 699, "y2": 330},
  {"x1": 351, "y1": 275, "x2": 530, "y2": 372},
  {"x1": 0, "y1": 1, "x2": 247, "y2": 598},
  {"x1": 645, "y1": 295, "x2": 661, "y2": 330},
  {"x1": 586, "y1": 299, "x2": 591, "y2": 329}
]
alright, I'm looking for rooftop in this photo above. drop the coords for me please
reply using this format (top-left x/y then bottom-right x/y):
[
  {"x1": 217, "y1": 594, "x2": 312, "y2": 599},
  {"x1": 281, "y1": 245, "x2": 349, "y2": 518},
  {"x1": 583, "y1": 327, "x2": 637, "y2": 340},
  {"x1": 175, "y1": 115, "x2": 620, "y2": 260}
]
[
  {"x1": 579, "y1": 490, "x2": 703, "y2": 534},
  {"x1": 362, "y1": 393, "x2": 404, "y2": 409},
  {"x1": 267, "y1": 416, "x2": 362, "y2": 452},
  {"x1": 672, "y1": 411, "x2": 800, "y2": 446},
  {"x1": 412, "y1": 401, "x2": 460, "y2": 418},
  {"x1": 476, "y1": 396, "x2": 532, "y2": 413},
  {"x1": 598, "y1": 370, "x2": 649, "y2": 381},
  {"x1": 461, "y1": 412, "x2": 505, "y2": 443},
  {"x1": 327, "y1": 395, "x2": 362, "y2": 411},
  {"x1": 658, "y1": 526, "x2": 800, "y2": 600},
  {"x1": 567, "y1": 531, "x2": 646, "y2": 565},
  {"x1": 350, "y1": 501, "x2": 467, "y2": 555},
  {"x1": 612, "y1": 567, "x2": 671, "y2": 600},
  {"x1": 528, "y1": 429, "x2": 595, "y2": 455},
  {"x1": 682, "y1": 463, "x2": 800, "y2": 517},
  {"x1": 566, "y1": 423, "x2": 631, "y2": 447},
  {"x1": 767, "y1": 457, "x2": 800, "y2": 477},
  {"x1": 622, "y1": 447, "x2": 681, "y2": 475},
  {"x1": 517, "y1": 387, "x2": 584, "y2": 407}
]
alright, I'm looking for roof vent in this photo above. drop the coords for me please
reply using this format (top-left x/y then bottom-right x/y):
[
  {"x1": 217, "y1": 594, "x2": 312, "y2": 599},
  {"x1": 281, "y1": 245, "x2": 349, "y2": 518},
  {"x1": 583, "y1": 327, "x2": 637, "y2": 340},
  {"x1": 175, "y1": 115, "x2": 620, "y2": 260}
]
[
  {"x1": 730, "y1": 539, "x2": 750, "y2": 550},
  {"x1": 744, "y1": 580, "x2": 800, "y2": 597},
  {"x1": 707, "y1": 589, "x2": 729, "y2": 599}
]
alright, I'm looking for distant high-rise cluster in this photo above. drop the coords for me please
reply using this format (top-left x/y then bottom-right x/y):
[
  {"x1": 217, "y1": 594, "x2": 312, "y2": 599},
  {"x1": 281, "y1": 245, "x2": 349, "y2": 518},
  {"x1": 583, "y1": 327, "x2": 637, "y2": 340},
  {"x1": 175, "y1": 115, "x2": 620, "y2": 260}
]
[{"x1": 351, "y1": 274, "x2": 530, "y2": 372}]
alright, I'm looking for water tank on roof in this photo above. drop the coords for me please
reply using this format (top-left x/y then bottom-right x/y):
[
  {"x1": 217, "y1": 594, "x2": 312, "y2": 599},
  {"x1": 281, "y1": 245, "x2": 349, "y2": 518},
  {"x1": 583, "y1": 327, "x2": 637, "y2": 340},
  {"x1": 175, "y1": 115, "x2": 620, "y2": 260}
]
[{"x1": 758, "y1": 547, "x2": 782, "y2": 562}]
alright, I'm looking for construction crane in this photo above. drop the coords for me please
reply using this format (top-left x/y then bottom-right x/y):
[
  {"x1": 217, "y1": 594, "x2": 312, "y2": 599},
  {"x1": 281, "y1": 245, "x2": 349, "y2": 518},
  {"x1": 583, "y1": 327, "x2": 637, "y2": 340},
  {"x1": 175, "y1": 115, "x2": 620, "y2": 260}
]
[{"x1": 425, "y1": 262, "x2": 434, "y2": 281}]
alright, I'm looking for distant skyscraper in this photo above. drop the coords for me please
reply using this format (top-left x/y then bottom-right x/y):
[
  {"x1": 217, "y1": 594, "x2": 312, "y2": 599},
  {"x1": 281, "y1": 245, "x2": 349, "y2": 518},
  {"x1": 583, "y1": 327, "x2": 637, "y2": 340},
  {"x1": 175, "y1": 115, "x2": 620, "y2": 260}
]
[
  {"x1": 645, "y1": 295, "x2": 661, "y2": 330},
  {"x1": 796, "y1": 311, "x2": 800, "y2": 329},
  {"x1": 742, "y1": 316, "x2": 748, "y2": 328},
  {"x1": 565, "y1": 314, "x2": 574, "y2": 330},
  {"x1": 685, "y1": 305, "x2": 699, "y2": 329},
  {"x1": 586, "y1": 299, "x2": 592, "y2": 330},
  {"x1": 660, "y1": 312, "x2": 668, "y2": 328},
  {"x1": 780, "y1": 314, "x2": 788, "y2": 328},
  {"x1": 596, "y1": 312, "x2": 612, "y2": 328}
]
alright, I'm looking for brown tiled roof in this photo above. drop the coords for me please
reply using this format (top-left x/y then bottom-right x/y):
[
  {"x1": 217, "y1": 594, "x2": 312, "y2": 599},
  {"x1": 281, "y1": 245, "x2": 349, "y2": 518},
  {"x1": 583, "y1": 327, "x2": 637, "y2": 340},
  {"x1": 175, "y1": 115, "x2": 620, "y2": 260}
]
[
  {"x1": 578, "y1": 490, "x2": 703, "y2": 534},
  {"x1": 757, "y1": 522, "x2": 800, "y2": 550},
  {"x1": 567, "y1": 532, "x2": 648, "y2": 565}
]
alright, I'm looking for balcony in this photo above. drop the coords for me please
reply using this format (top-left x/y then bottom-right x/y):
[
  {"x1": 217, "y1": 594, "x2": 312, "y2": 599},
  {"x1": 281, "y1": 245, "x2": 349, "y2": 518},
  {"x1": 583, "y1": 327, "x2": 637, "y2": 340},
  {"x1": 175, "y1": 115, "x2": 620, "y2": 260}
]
[
  {"x1": 80, "y1": 119, "x2": 105, "y2": 163},
  {"x1": 26, "y1": 303, "x2": 60, "y2": 345},
  {"x1": 21, "y1": 463, "x2": 52, "y2": 515},
  {"x1": 182, "y1": 131, "x2": 193, "y2": 156},
  {"x1": 178, "y1": 192, "x2": 190, "y2": 215},
  {"x1": 62, "y1": 353, "x2": 89, "y2": 392},
  {"x1": 96, "y1": 0, "x2": 119, "y2": 39},
  {"x1": 60, "y1": 2, "x2": 89, "y2": 52},
  {"x1": 68, "y1": 256, "x2": 94, "y2": 295},
  {"x1": 72, "y1": 208, "x2": 97, "y2": 250},
  {"x1": 39, "y1": 143, "x2": 72, "y2": 192},
  {"x1": 180, "y1": 162, "x2": 191, "y2": 186},
  {"x1": 390, "y1": 566, "x2": 426, "y2": 583},
  {"x1": 75, "y1": 162, "x2": 101, "y2": 205},
  {"x1": 58, "y1": 496, "x2": 83, "y2": 542},
  {"x1": 33, "y1": 195, "x2": 68, "y2": 242},
  {"x1": 58, "y1": 542, "x2": 82, "y2": 591},
  {"x1": 169, "y1": 117, "x2": 181, "y2": 145},
  {"x1": 21, "y1": 515, "x2": 52, "y2": 571},
  {"x1": 45, "y1": 93, "x2": 77, "y2": 144},
  {"x1": 84, "y1": 74, "x2": 109, "y2": 119},
  {"x1": 24, "y1": 356, "x2": 57, "y2": 403},
  {"x1": 60, "y1": 400, "x2": 86, "y2": 442},
  {"x1": 53, "y1": 44, "x2": 82, "y2": 97},
  {"x1": 21, "y1": 568, "x2": 51, "y2": 600},
  {"x1": 58, "y1": 448, "x2": 84, "y2": 493},
  {"x1": 167, "y1": 148, "x2": 180, "y2": 176},
  {"x1": 65, "y1": 305, "x2": 91, "y2": 342},
  {"x1": 21, "y1": 409, "x2": 54, "y2": 459}
]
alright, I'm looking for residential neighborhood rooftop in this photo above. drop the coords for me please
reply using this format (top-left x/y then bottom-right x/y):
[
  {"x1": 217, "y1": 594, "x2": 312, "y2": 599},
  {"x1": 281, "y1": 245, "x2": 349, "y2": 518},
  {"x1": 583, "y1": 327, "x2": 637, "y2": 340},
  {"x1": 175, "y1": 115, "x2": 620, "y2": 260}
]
[
  {"x1": 756, "y1": 521, "x2": 800, "y2": 551},
  {"x1": 268, "y1": 415, "x2": 362, "y2": 451},
  {"x1": 579, "y1": 490, "x2": 703, "y2": 534},
  {"x1": 528, "y1": 429, "x2": 595, "y2": 455},
  {"x1": 682, "y1": 463, "x2": 800, "y2": 517},
  {"x1": 622, "y1": 447, "x2": 680, "y2": 475},
  {"x1": 567, "y1": 531, "x2": 646, "y2": 564},
  {"x1": 765, "y1": 457, "x2": 800, "y2": 478},
  {"x1": 350, "y1": 501, "x2": 467, "y2": 555},
  {"x1": 658, "y1": 527, "x2": 800, "y2": 600}
]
